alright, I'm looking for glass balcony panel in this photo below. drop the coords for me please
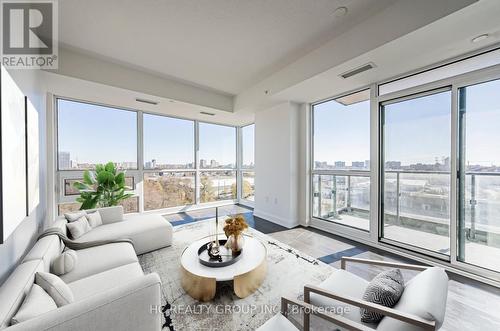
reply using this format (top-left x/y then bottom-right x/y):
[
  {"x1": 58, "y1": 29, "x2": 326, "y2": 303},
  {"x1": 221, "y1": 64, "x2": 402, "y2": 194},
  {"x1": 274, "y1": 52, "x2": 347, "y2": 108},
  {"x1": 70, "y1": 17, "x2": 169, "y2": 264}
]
[
  {"x1": 242, "y1": 171, "x2": 255, "y2": 201},
  {"x1": 200, "y1": 171, "x2": 236, "y2": 202},
  {"x1": 312, "y1": 174, "x2": 370, "y2": 231}
]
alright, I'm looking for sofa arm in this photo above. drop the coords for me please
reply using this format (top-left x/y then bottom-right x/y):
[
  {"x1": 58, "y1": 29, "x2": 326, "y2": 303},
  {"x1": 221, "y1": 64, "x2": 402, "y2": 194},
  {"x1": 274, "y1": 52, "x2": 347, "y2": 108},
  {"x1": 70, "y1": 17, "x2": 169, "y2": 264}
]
[
  {"x1": 7, "y1": 273, "x2": 162, "y2": 331},
  {"x1": 96, "y1": 206, "x2": 124, "y2": 225}
]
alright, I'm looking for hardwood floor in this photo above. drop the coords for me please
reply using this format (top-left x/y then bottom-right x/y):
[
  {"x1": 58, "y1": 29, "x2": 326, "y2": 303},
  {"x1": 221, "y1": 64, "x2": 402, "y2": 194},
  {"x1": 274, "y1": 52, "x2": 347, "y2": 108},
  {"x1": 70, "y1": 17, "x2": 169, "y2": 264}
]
[{"x1": 165, "y1": 206, "x2": 500, "y2": 330}]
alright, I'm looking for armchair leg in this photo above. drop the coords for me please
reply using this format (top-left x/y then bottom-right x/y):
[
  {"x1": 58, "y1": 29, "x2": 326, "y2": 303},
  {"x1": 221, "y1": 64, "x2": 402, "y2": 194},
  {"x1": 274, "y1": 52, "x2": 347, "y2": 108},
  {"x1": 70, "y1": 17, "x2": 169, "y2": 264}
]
[{"x1": 303, "y1": 288, "x2": 310, "y2": 331}]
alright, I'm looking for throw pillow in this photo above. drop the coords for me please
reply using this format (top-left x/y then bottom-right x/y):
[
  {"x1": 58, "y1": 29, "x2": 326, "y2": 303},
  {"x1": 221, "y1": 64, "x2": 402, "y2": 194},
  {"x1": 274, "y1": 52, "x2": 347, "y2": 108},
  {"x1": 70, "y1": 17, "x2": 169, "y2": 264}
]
[
  {"x1": 360, "y1": 268, "x2": 404, "y2": 323},
  {"x1": 66, "y1": 216, "x2": 91, "y2": 239},
  {"x1": 10, "y1": 284, "x2": 57, "y2": 325},
  {"x1": 64, "y1": 210, "x2": 87, "y2": 222},
  {"x1": 35, "y1": 272, "x2": 74, "y2": 307},
  {"x1": 51, "y1": 249, "x2": 78, "y2": 276},
  {"x1": 86, "y1": 211, "x2": 103, "y2": 228}
]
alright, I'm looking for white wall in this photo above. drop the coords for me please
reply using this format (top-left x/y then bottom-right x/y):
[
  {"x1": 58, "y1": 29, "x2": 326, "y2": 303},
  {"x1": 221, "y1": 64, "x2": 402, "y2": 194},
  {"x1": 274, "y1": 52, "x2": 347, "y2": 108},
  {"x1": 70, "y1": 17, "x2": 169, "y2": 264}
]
[
  {"x1": 254, "y1": 102, "x2": 301, "y2": 228},
  {"x1": 0, "y1": 69, "x2": 47, "y2": 284}
]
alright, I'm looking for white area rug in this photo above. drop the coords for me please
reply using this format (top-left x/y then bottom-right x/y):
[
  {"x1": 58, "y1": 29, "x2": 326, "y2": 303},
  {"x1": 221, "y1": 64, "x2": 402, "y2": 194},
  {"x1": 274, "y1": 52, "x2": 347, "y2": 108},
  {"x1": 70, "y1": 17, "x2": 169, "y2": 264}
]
[{"x1": 138, "y1": 219, "x2": 335, "y2": 331}]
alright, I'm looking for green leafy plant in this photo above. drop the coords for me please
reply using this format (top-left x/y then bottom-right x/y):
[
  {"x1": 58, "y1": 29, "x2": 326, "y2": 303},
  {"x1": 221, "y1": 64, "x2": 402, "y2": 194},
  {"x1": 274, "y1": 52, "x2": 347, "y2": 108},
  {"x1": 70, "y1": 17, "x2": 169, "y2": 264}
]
[{"x1": 73, "y1": 162, "x2": 133, "y2": 210}]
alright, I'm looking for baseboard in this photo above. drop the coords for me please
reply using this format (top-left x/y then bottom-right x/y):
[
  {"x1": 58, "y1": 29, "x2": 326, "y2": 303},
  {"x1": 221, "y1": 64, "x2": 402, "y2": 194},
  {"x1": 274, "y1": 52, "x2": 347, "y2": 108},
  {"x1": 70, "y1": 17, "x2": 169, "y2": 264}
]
[{"x1": 253, "y1": 209, "x2": 298, "y2": 229}]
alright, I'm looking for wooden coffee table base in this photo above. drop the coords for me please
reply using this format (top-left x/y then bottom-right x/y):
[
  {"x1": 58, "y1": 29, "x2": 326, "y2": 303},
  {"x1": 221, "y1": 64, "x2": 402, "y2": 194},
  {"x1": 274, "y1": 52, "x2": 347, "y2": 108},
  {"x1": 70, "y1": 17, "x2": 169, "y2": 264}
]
[
  {"x1": 181, "y1": 259, "x2": 267, "y2": 302},
  {"x1": 180, "y1": 265, "x2": 216, "y2": 302}
]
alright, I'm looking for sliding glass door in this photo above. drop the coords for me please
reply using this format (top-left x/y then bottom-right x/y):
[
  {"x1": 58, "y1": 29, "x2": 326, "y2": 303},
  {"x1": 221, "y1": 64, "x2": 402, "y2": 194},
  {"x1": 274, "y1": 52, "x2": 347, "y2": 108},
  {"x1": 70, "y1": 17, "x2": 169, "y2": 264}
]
[
  {"x1": 380, "y1": 89, "x2": 452, "y2": 256},
  {"x1": 458, "y1": 78, "x2": 500, "y2": 273}
]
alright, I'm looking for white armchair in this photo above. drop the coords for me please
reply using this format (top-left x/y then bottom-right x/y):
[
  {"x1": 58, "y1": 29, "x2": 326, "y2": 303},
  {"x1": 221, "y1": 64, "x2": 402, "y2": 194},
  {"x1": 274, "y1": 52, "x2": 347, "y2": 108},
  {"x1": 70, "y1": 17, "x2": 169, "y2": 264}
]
[{"x1": 303, "y1": 257, "x2": 449, "y2": 331}]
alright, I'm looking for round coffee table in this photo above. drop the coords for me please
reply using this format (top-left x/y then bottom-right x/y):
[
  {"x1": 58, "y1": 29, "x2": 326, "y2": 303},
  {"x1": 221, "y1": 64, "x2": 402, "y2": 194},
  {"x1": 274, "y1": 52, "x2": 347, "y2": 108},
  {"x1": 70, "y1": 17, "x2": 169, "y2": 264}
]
[{"x1": 180, "y1": 234, "x2": 267, "y2": 302}]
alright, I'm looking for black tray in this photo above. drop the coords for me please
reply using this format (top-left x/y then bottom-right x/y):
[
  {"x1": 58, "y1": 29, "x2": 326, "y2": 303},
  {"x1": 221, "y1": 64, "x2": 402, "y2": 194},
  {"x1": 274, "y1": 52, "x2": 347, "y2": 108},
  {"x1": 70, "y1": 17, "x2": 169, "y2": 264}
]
[{"x1": 198, "y1": 240, "x2": 242, "y2": 268}]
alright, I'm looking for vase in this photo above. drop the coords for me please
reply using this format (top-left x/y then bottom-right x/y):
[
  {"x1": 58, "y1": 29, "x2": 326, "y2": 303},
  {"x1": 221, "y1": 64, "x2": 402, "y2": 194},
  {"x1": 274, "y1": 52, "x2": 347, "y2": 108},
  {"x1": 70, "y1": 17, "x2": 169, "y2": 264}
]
[{"x1": 226, "y1": 234, "x2": 245, "y2": 253}]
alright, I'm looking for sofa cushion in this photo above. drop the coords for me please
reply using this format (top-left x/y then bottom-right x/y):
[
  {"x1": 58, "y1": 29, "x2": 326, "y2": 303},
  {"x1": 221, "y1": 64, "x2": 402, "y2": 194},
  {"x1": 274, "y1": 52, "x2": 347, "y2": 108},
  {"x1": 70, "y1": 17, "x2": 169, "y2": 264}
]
[
  {"x1": 310, "y1": 269, "x2": 376, "y2": 330},
  {"x1": 23, "y1": 219, "x2": 67, "y2": 271},
  {"x1": 67, "y1": 262, "x2": 144, "y2": 301},
  {"x1": 60, "y1": 242, "x2": 138, "y2": 283},
  {"x1": 377, "y1": 267, "x2": 448, "y2": 331},
  {"x1": 86, "y1": 211, "x2": 103, "y2": 228},
  {"x1": 256, "y1": 313, "x2": 298, "y2": 331},
  {"x1": 75, "y1": 214, "x2": 173, "y2": 254},
  {"x1": 66, "y1": 216, "x2": 92, "y2": 239},
  {"x1": 64, "y1": 210, "x2": 87, "y2": 222},
  {"x1": 10, "y1": 284, "x2": 57, "y2": 325},
  {"x1": 0, "y1": 260, "x2": 44, "y2": 329},
  {"x1": 86, "y1": 206, "x2": 124, "y2": 224},
  {"x1": 51, "y1": 249, "x2": 78, "y2": 276},
  {"x1": 35, "y1": 272, "x2": 74, "y2": 307},
  {"x1": 361, "y1": 269, "x2": 404, "y2": 323}
]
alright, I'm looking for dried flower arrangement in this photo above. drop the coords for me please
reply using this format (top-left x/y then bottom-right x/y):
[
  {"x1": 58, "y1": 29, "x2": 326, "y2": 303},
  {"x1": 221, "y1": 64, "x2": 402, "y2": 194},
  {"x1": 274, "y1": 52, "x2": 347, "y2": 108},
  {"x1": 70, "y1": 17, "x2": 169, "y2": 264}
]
[{"x1": 223, "y1": 214, "x2": 248, "y2": 237}]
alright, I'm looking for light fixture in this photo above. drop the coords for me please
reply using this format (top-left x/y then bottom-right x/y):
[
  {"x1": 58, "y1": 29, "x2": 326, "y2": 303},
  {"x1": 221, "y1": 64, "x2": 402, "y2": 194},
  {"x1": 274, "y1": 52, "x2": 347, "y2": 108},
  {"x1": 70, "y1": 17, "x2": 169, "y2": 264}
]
[
  {"x1": 471, "y1": 34, "x2": 489, "y2": 43},
  {"x1": 200, "y1": 111, "x2": 215, "y2": 116},
  {"x1": 333, "y1": 6, "x2": 348, "y2": 17}
]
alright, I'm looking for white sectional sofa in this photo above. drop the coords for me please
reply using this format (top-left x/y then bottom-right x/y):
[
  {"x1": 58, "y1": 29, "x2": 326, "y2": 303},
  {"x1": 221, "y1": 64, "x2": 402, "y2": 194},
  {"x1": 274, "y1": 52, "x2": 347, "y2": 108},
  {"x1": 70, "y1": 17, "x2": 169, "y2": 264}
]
[{"x1": 0, "y1": 206, "x2": 173, "y2": 330}]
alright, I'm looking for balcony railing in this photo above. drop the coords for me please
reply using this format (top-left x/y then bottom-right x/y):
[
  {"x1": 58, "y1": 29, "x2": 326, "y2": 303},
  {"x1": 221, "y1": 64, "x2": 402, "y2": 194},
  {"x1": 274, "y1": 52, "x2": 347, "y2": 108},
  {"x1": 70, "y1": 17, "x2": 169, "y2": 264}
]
[{"x1": 314, "y1": 170, "x2": 500, "y2": 243}]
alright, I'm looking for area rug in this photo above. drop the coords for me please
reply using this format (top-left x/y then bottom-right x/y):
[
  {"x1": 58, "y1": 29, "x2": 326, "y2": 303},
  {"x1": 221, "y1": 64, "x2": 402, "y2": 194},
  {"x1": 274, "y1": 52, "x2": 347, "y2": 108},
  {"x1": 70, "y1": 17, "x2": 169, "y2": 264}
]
[{"x1": 138, "y1": 218, "x2": 335, "y2": 331}]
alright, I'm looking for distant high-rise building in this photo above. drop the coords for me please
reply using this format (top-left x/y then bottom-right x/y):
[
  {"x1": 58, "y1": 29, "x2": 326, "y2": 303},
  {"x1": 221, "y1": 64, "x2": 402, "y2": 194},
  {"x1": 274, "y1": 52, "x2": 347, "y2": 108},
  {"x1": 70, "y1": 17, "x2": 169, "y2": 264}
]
[
  {"x1": 210, "y1": 159, "x2": 218, "y2": 168},
  {"x1": 200, "y1": 159, "x2": 207, "y2": 168},
  {"x1": 352, "y1": 161, "x2": 365, "y2": 169},
  {"x1": 334, "y1": 161, "x2": 345, "y2": 168},
  {"x1": 385, "y1": 161, "x2": 401, "y2": 169},
  {"x1": 365, "y1": 160, "x2": 370, "y2": 169},
  {"x1": 59, "y1": 152, "x2": 71, "y2": 169}
]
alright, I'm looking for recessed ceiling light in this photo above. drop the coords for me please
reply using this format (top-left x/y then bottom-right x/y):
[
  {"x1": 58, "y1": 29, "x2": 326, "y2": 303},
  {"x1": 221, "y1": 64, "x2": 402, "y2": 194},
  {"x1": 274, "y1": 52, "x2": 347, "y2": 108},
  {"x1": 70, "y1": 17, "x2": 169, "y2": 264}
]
[
  {"x1": 333, "y1": 6, "x2": 348, "y2": 17},
  {"x1": 471, "y1": 34, "x2": 489, "y2": 43}
]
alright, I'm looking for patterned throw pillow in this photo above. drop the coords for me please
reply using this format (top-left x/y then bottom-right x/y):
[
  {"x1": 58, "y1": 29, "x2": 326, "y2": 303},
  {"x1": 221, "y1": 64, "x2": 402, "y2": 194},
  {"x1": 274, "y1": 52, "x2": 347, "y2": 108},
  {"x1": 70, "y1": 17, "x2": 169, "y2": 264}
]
[{"x1": 360, "y1": 268, "x2": 404, "y2": 323}]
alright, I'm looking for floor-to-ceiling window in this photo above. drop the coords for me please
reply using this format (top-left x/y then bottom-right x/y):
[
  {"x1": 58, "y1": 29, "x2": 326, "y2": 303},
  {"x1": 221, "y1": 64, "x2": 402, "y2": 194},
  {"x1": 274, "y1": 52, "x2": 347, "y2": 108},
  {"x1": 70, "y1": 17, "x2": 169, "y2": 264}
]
[
  {"x1": 458, "y1": 78, "x2": 500, "y2": 273},
  {"x1": 312, "y1": 89, "x2": 371, "y2": 231},
  {"x1": 380, "y1": 89, "x2": 451, "y2": 256},
  {"x1": 56, "y1": 98, "x2": 240, "y2": 214},
  {"x1": 56, "y1": 99, "x2": 139, "y2": 214},
  {"x1": 241, "y1": 124, "x2": 255, "y2": 203},
  {"x1": 143, "y1": 114, "x2": 195, "y2": 210},
  {"x1": 310, "y1": 47, "x2": 500, "y2": 282},
  {"x1": 198, "y1": 123, "x2": 237, "y2": 202}
]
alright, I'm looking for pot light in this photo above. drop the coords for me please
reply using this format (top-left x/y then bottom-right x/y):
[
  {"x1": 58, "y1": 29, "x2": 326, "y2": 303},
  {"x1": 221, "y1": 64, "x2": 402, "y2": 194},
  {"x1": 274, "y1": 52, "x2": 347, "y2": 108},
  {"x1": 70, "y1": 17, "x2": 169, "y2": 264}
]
[
  {"x1": 333, "y1": 6, "x2": 348, "y2": 17},
  {"x1": 471, "y1": 34, "x2": 489, "y2": 43}
]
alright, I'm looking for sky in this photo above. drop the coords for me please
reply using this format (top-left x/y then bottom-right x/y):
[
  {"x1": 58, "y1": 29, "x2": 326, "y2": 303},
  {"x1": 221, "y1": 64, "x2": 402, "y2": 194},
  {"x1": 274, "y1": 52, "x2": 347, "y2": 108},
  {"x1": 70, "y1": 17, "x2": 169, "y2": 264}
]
[
  {"x1": 58, "y1": 100, "x2": 253, "y2": 167},
  {"x1": 314, "y1": 78, "x2": 500, "y2": 167}
]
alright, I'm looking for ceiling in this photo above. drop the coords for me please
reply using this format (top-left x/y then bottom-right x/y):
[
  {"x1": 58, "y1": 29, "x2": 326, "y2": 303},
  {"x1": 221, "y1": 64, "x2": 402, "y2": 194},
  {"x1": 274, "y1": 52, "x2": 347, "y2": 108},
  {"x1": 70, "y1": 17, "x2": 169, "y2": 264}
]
[{"x1": 59, "y1": 0, "x2": 397, "y2": 95}]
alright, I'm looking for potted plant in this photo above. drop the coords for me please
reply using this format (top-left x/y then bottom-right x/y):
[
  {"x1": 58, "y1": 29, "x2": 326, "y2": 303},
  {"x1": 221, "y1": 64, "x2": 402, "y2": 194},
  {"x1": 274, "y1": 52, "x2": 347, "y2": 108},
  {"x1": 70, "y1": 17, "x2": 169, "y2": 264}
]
[
  {"x1": 73, "y1": 162, "x2": 133, "y2": 210},
  {"x1": 223, "y1": 214, "x2": 248, "y2": 253}
]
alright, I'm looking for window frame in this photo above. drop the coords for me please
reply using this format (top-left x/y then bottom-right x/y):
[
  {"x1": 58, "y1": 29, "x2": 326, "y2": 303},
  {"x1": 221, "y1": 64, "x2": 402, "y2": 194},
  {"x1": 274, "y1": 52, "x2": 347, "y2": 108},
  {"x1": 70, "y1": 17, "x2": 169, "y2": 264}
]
[
  {"x1": 309, "y1": 51, "x2": 500, "y2": 286},
  {"x1": 310, "y1": 87, "x2": 372, "y2": 233},
  {"x1": 54, "y1": 96, "x2": 240, "y2": 216},
  {"x1": 239, "y1": 123, "x2": 255, "y2": 207}
]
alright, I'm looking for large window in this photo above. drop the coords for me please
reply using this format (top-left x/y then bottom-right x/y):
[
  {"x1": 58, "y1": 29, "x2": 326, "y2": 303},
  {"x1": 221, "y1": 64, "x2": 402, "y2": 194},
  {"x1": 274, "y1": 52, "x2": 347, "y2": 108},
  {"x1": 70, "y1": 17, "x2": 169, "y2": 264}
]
[
  {"x1": 241, "y1": 124, "x2": 255, "y2": 202},
  {"x1": 143, "y1": 114, "x2": 194, "y2": 169},
  {"x1": 312, "y1": 89, "x2": 371, "y2": 231},
  {"x1": 199, "y1": 123, "x2": 236, "y2": 169},
  {"x1": 57, "y1": 99, "x2": 137, "y2": 170},
  {"x1": 458, "y1": 78, "x2": 500, "y2": 273},
  {"x1": 310, "y1": 49, "x2": 500, "y2": 283},
  {"x1": 381, "y1": 89, "x2": 451, "y2": 255},
  {"x1": 56, "y1": 98, "x2": 241, "y2": 214}
]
